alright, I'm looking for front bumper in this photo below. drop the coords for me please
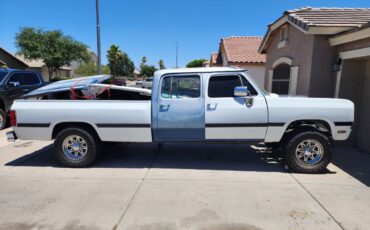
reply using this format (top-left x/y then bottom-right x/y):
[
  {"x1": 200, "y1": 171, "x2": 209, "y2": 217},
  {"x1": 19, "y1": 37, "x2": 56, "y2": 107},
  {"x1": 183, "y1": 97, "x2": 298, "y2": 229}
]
[{"x1": 6, "y1": 131, "x2": 17, "y2": 142}]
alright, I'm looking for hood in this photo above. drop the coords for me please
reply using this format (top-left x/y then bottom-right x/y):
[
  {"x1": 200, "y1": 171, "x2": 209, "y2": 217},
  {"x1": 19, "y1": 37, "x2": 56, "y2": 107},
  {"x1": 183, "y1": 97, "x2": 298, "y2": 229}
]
[{"x1": 24, "y1": 75, "x2": 110, "y2": 98}]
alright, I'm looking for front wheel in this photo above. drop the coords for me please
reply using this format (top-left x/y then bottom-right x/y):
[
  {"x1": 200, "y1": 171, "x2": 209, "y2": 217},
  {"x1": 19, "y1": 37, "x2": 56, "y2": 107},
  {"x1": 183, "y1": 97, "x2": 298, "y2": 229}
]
[
  {"x1": 283, "y1": 131, "x2": 332, "y2": 173},
  {"x1": 54, "y1": 127, "x2": 100, "y2": 167}
]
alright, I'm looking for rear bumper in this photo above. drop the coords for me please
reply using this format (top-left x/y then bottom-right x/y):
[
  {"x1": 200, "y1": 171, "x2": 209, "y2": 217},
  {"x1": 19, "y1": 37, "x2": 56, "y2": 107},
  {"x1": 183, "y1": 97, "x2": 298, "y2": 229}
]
[{"x1": 6, "y1": 131, "x2": 17, "y2": 142}]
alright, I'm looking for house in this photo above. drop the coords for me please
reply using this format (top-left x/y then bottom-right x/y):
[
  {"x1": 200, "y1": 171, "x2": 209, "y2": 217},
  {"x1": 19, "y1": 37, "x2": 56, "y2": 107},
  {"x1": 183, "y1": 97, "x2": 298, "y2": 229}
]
[
  {"x1": 0, "y1": 47, "x2": 71, "y2": 82},
  {"x1": 211, "y1": 36, "x2": 266, "y2": 88},
  {"x1": 16, "y1": 55, "x2": 71, "y2": 82},
  {"x1": 259, "y1": 7, "x2": 370, "y2": 152},
  {"x1": 0, "y1": 47, "x2": 29, "y2": 69}
]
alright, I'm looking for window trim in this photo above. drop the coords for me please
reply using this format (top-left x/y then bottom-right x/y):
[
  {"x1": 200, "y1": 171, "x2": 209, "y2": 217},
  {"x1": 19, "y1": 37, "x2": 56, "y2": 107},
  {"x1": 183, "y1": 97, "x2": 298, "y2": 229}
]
[
  {"x1": 159, "y1": 74, "x2": 201, "y2": 100},
  {"x1": 207, "y1": 73, "x2": 258, "y2": 98}
]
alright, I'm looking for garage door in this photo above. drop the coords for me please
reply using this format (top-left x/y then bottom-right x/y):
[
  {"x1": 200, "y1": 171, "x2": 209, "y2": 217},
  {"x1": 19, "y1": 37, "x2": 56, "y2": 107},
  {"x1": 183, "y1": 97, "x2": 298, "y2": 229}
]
[{"x1": 356, "y1": 60, "x2": 370, "y2": 152}]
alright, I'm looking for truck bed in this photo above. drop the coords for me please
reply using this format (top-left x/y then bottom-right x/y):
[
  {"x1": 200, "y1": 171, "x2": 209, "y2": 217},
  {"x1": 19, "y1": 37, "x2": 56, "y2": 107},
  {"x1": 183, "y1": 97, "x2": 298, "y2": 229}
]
[{"x1": 12, "y1": 100, "x2": 152, "y2": 142}]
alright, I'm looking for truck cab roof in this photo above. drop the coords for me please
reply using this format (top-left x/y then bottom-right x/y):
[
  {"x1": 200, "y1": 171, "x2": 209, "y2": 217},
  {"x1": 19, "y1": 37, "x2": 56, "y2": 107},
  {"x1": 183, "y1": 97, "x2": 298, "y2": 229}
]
[{"x1": 154, "y1": 67, "x2": 247, "y2": 79}]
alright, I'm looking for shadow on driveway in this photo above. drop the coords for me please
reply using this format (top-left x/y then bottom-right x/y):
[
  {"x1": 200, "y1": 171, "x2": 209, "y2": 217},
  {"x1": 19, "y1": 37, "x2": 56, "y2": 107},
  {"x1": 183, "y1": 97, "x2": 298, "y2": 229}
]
[
  {"x1": 5, "y1": 142, "x2": 285, "y2": 173},
  {"x1": 332, "y1": 146, "x2": 370, "y2": 187},
  {"x1": 5, "y1": 142, "x2": 370, "y2": 185}
]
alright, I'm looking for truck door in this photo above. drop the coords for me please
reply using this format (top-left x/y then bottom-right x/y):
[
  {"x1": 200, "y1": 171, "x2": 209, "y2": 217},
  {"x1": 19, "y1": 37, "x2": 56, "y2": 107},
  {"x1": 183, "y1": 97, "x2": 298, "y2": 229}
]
[
  {"x1": 205, "y1": 73, "x2": 268, "y2": 140},
  {"x1": 154, "y1": 74, "x2": 204, "y2": 141}
]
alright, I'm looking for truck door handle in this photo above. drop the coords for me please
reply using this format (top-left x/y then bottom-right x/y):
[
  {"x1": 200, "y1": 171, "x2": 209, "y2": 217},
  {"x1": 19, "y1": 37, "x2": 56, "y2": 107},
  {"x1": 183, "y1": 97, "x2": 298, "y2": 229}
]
[
  {"x1": 207, "y1": 103, "x2": 217, "y2": 110},
  {"x1": 160, "y1": 104, "x2": 170, "y2": 111}
]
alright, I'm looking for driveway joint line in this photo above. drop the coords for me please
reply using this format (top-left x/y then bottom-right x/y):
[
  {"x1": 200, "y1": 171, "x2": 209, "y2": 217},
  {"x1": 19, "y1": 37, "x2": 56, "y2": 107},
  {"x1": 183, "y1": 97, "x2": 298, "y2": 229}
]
[
  {"x1": 113, "y1": 145, "x2": 160, "y2": 229},
  {"x1": 290, "y1": 173, "x2": 345, "y2": 230}
]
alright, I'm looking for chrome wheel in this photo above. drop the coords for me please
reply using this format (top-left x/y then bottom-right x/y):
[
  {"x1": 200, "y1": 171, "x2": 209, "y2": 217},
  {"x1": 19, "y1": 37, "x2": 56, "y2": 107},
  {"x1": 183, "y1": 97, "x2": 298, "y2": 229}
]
[
  {"x1": 62, "y1": 135, "x2": 88, "y2": 160},
  {"x1": 295, "y1": 139, "x2": 324, "y2": 165}
]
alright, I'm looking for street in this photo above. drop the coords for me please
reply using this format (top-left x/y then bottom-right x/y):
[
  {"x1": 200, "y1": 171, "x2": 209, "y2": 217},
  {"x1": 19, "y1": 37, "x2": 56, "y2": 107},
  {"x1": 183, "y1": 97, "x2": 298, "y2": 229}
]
[{"x1": 0, "y1": 128, "x2": 369, "y2": 230}]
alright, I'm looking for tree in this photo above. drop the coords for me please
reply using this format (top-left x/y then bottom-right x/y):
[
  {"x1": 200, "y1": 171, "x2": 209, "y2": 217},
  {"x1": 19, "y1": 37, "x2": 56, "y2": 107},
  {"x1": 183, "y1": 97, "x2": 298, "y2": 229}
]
[
  {"x1": 140, "y1": 56, "x2": 147, "y2": 69},
  {"x1": 141, "y1": 65, "x2": 157, "y2": 78},
  {"x1": 158, "y1": 59, "x2": 165, "y2": 69},
  {"x1": 186, "y1": 59, "x2": 207, "y2": 68},
  {"x1": 107, "y1": 45, "x2": 135, "y2": 78},
  {"x1": 15, "y1": 27, "x2": 91, "y2": 82},
  {"x1": 75, "y1": 61, "x2": 110, "y2": 76}
]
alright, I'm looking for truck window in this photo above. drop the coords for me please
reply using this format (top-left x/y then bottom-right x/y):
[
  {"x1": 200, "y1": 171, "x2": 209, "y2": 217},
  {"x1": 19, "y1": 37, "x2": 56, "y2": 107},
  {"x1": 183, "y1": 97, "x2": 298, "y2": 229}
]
[
  {"x1": 208, "y1": 75, "x2": 257, "y2": 98},
  {"x1": 22, "y1": 73, "x2": 41, "y2": 85},
  {"x1": 161, "y1": 75, "x2": 200, "y2": 99},
  {"x1": 7, "y1": 73, "x2": 24, "y2": 85}
]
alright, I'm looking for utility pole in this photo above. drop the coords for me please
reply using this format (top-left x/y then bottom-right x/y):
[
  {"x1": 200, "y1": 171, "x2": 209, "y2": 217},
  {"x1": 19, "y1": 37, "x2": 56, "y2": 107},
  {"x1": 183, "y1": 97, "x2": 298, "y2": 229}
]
[
  {"x1": 96, "y1": 0, "x2": 102, "y2": 74},
  {"x1": 175, "y1": 41, "x2": 178, "y2": 68}
]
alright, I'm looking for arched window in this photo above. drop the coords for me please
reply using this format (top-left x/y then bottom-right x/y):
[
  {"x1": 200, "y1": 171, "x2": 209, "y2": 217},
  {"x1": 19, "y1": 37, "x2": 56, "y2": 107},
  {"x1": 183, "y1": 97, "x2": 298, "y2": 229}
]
[{"x1": 272, "y1": 63, "x2": 290, "y2": 94}]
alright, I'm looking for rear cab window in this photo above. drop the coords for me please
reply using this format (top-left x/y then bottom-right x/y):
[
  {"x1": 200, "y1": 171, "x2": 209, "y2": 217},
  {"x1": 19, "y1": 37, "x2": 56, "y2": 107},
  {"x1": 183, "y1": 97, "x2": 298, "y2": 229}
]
[
  {"x1": 161, "y1": 75, "x2": 201, "y2": 99},
  {"x1": 208, "y1": 74, "x2": 257, "y2": 98}
]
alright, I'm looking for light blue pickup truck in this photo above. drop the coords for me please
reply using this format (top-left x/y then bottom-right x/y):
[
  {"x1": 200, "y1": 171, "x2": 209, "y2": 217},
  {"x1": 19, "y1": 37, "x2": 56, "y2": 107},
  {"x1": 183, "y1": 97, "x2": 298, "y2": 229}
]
[{"x1": 7, "y1": 67, "x2": 354, "y2": 173}]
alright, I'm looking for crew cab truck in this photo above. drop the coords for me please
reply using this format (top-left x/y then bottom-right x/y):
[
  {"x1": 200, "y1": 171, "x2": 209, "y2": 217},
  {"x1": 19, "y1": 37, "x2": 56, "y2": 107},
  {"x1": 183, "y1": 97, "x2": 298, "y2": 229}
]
[
  {"x1": 7, "y1": 67, "x2": 354, "y2": 173},
  {"x1": 0, "y1": 68, "x2": 45, "y2": 129}
]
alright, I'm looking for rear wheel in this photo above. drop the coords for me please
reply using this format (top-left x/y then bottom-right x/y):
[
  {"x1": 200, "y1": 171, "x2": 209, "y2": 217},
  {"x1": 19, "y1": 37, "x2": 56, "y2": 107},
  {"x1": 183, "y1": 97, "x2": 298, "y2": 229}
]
[
  {"x1": 0, "y1": 109, "x2": 6, "y2": 130},
  {"x1": 283, "y1": 131, "x2": 332, "y2": 173},
  {"x1": 54, "y1": 127, "x2": 100, "y2": 167}
]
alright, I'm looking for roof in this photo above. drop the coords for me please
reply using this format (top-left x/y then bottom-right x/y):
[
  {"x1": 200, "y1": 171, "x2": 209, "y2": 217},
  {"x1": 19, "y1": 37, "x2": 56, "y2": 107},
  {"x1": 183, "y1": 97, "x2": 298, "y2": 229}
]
[
  {"x1": 221, "y1": 36, "x2": 266, "y2": 63},
  {"x1": 154, "y1": 67, "x2": 246, "y2": 78},
  {"x1": 286, "y1": 7, "x2": 370, "y2": 30},
  {"x1": 0, "y1": 47, "x2": 29, "y2": 68},
  {"x1": 16, "y1": 55, "x2": 71, "y2": 70},
  {"x1": 259, "y1": 7, "x2": 370, "y2": 53}
]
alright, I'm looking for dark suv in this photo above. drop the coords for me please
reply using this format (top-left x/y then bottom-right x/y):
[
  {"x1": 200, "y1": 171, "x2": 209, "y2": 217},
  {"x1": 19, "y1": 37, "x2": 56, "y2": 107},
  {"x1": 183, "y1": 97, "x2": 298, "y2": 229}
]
[{"x1": 0, "y1": 69, "x2": 45, "y2": 129}]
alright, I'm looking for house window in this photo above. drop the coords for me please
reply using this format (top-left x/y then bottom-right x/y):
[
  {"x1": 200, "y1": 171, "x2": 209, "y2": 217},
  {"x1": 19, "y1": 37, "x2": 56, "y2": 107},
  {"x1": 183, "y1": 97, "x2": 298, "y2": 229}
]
[
  {"x1": 272, "y1": 64, "x2": 290, "y2": 94},
  {"x1": 278, "y1": 25, "x2": 288, "y2": 48}
]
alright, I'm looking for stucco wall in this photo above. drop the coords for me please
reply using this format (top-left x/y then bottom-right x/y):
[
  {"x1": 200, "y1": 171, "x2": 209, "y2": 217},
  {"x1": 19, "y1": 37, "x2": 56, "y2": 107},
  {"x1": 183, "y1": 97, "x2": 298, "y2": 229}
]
[
  {"x1": 309, "y1": 35, "x2": 337, "y2": 97},
  {"x1": 264, "y1": 24, "x2": 315, "y2": 95}
]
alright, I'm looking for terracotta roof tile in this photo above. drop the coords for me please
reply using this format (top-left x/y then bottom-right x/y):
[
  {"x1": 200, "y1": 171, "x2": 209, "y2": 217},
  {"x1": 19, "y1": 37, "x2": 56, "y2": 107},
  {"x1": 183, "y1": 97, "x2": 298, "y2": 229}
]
[
  {"x1": 221, "y1": 36, "x2": 266, "y2": 63},
  {"x1": 286, "y1": 7, "x2": 370, "y2": 30}
]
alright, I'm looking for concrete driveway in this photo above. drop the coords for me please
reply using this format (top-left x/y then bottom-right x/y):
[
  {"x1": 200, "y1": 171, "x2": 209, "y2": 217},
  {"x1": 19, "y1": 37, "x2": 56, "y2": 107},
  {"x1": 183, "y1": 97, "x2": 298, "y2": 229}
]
[{"x1": 0, "y1": 128, "x2": 369, "y2": 230}]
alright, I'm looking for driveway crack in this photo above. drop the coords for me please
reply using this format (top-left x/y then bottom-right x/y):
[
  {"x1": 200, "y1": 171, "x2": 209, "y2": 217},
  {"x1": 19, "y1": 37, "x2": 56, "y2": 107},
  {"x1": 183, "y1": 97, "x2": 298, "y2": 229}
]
[
  {"x1": 290, "y1": 173, "x2": 345, "y2": 230},
  {"x1": 112, "y1": 144, "x2": 160, "y2": 230}
]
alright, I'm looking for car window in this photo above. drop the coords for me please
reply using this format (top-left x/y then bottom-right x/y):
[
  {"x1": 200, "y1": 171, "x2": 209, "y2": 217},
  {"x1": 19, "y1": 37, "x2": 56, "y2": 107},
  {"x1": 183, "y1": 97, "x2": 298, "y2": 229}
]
[
  {"x1": 0, "y1": 71, "x2": 8, "y2": 82},
  {"x1": 161, "y1": 75, "x2": 200, "y2": 99},
  {"x1": 22, "y1": 73, "x2": 40, "y2": 85},
  {"x1": 208, "y1": 75, "x2": 257, "y2": 98},
  {"x1": 7, "y1": 73, "x2": 24, "y2": 85}
]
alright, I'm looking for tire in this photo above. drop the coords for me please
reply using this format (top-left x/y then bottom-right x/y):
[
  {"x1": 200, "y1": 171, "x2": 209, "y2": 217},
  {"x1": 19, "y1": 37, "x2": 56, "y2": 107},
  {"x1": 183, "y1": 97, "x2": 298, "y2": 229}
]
[
  {"x1": 282, "y1": 131, "x2": 332, "y2": 173},
  {"x1": 54, "y1": 127, "x2": 100, "y2": 167},
  {"x1": 0, "y1": 109, "x2": 6, "y2": 130}
]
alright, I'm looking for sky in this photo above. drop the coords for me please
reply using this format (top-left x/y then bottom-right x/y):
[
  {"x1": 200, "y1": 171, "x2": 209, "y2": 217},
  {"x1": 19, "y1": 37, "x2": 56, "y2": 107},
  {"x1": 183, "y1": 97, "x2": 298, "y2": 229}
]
[{"x1": 0, "y1": 0, "x2": 369, "y2": 68}]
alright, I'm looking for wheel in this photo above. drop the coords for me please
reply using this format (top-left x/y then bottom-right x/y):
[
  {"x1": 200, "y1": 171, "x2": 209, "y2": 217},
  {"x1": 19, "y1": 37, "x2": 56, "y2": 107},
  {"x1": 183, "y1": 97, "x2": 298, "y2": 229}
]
[
  {"x1": 54, "y1": 127, "x2": 100, "y2": 167},
  {"x1": 282, "y1": 131, "x2": 332, "y2": 173},
  {"x1": 0, "y1": 109, "x2": 6, "y2": 130}
]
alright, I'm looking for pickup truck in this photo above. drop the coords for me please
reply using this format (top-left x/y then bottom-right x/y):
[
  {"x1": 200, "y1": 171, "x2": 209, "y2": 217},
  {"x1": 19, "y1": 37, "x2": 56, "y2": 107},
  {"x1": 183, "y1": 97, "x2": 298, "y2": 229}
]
[
  {"x1": 0, "y1": 68, "x2": 45, "y2": 129},
  {"x1": 7, "y1": 67, "x2": 354, "y2": 173}
]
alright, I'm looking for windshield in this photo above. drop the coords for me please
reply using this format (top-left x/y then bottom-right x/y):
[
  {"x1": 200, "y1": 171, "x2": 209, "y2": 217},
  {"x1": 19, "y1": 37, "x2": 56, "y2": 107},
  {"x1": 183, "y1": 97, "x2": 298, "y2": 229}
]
[{"x1": 0, "y1": 71, "x2": 9, "y2": 83}]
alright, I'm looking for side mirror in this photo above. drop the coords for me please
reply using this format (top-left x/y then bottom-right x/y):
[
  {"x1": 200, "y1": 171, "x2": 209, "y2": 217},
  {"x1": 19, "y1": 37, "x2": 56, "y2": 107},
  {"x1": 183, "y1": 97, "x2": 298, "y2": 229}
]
[
  {"x1": 234, "y1": 86, "x2": 250, "y2": 97},
  {"x1": 7, "y1": 81, "x2": 20, "y2": 88},
  {"x1": 234, "y1": 86, "x2": 253, "y2": 106}
]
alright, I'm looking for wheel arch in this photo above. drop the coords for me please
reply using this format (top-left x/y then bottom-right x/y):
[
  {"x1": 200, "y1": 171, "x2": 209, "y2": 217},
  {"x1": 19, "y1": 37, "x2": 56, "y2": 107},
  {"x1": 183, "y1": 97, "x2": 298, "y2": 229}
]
[{"x1": 51, "y1": 122, "x2": 101, "y2": 141}]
